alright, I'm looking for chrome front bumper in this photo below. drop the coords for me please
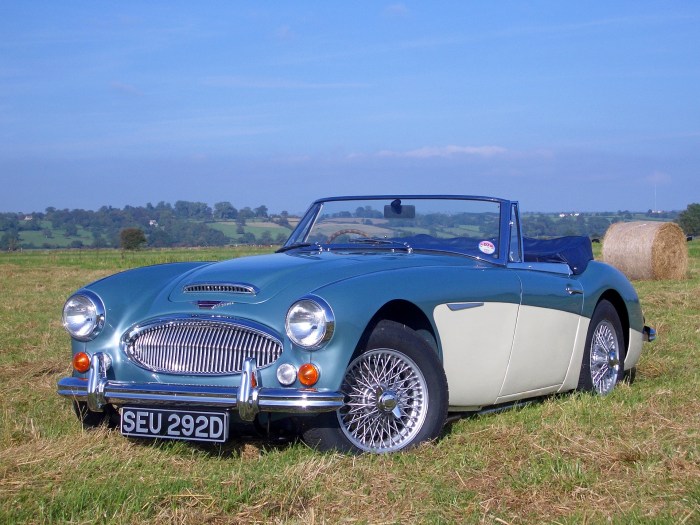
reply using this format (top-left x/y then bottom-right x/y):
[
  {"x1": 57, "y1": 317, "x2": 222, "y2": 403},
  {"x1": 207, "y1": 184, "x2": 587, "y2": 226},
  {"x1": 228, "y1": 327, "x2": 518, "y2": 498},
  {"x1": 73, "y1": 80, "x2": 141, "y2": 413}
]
[{"x1": 57, "y1": 353, "x2": 344, "y2": 422}]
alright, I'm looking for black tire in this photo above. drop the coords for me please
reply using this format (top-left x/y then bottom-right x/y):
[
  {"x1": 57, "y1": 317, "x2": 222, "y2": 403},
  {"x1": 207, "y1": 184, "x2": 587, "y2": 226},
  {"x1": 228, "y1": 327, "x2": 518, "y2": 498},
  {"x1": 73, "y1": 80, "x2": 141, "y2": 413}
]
[
  {"x1": 577, "y1": 300, "x2": 626, "y2": 395},
  {"x1": 302, "y1": 320, "x2": 448, "y2": 453}
]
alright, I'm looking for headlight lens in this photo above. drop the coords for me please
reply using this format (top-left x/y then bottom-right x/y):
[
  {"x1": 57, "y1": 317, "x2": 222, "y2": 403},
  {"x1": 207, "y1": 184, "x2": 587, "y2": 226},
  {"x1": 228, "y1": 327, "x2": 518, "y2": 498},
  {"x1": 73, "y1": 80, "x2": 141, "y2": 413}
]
[
  {"x1": 62, "y1": 291, "x2": 105, "y2": 341},
  {"x1": 285, "y1": 296, "x2": 334, "y2": 349}
]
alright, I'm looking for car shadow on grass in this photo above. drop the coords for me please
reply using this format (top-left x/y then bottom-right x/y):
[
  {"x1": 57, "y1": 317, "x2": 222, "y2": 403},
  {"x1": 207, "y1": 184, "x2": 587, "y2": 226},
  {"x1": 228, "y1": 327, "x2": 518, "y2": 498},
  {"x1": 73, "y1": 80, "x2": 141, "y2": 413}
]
[{"x1": 119, "y1": 418, "x2": 304, "y2": 459}]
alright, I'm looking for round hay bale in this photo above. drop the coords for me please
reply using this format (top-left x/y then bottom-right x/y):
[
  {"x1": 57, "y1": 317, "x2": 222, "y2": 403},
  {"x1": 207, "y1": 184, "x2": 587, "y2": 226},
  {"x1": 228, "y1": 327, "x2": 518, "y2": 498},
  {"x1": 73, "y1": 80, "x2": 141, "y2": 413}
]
[{"x1": 602, "y1": 221, "x2": 688, "y2": 280}]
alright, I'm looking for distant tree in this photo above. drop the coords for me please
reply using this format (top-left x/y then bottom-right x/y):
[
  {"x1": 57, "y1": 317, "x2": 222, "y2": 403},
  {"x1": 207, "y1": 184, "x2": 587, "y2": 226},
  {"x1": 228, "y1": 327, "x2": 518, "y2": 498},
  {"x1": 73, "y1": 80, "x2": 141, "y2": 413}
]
[
  {"x1": 147, "y1": 228, "x2": 172, "y2": 248},
  {"x1": 0, "y1": 230, "x2": 20, "y2": 251},
  {"x1": 260, "y1": 231, "x2": 273, "y2": 244},
  {"x1": 120, "y1": 228, "x2": 147, "y2": 250},
  {"x1": 241, "y1": 232, "x2": 257, "y2": 244},
  {"x1": 238, "y1": 207, "x2": 254, "y2": 220},
  {"x1": 254, "y1": 205, "x2": 268, "y2": 218},
  {"x1": 174, "y1": 201, "x2": 191, "y2": 219},
  {"x1": 174, "y1": 201, "x2": 212, "y2": 220},
  {"x1": 678, "y1": 203, "x2": 700, "y2": 236},
  {"x1": 0, "y1": 214, "x2": 18, "y2": 230},
  {"x1": 91, "y1": 230, "x2": 109, "y2": 248},
  {"x1": 587, "y1": 217, "x2": 612, "y2": 238},
  {"x1": 277, "y1": 211, "x2": 291, "y2": 228},
  {"x1": 214, "y1": 201, "x2": 238, "y2": 220},
  {"x1": 64, "y1": 223, "x2": 78, "y2": 237}
]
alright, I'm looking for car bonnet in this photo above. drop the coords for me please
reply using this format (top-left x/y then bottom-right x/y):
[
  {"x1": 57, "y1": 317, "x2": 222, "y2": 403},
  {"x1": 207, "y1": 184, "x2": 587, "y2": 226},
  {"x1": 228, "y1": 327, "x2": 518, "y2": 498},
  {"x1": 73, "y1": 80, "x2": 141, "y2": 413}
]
[{"x1": 167, "y1": 251, "x2": 479, "y2": 305}]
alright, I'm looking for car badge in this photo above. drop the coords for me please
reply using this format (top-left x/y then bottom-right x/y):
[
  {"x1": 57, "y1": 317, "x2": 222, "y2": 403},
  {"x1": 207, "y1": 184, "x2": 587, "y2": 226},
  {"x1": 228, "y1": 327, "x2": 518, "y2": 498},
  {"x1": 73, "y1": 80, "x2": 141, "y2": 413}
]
[{"x1": 195, "y1": 300, "x2": 233, "y2": 310}]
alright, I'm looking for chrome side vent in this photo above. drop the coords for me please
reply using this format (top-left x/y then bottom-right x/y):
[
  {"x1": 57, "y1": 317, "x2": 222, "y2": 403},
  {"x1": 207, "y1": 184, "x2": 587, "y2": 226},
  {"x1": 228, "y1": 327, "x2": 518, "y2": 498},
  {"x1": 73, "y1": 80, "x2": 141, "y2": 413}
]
[{"x1": 183, "y1": 282, "x2": 258, "y2": 295}]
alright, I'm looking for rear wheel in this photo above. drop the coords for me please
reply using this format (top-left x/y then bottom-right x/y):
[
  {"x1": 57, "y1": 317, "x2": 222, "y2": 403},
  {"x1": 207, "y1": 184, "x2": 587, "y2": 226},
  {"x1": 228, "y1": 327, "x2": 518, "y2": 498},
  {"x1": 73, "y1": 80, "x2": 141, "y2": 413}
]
[
  {"x1": 303, "y1": 320, "x2": 448, "y2": 453},
  {"x1": 578, "y1": 300, "x2": 625, "y2": 395}
]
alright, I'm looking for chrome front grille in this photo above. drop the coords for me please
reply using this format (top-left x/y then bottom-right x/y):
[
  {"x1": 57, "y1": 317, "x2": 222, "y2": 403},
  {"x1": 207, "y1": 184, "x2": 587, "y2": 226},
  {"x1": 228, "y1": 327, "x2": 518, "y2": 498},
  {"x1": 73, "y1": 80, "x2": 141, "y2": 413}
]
[{"x1": 123, "y1": 316, "x2": 282, "y2": 375}]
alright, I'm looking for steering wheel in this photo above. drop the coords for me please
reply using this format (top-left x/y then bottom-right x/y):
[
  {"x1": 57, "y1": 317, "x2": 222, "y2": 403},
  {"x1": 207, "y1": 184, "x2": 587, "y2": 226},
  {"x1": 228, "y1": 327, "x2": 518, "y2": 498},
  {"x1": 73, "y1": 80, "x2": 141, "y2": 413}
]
[{"x1": 327, "y1": 229, "x2": 369, "y2": 243}]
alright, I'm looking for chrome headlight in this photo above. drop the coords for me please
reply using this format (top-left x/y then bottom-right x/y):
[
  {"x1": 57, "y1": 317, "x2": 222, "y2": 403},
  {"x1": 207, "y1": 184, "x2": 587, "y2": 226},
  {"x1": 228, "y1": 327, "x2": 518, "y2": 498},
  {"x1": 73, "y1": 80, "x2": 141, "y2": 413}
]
[
  {"x1": 62, "y1": 291, "x2": 105, "y2": 341},
  {"x1": 285, "y1": 296, "x2": 334, "y2": 349}
]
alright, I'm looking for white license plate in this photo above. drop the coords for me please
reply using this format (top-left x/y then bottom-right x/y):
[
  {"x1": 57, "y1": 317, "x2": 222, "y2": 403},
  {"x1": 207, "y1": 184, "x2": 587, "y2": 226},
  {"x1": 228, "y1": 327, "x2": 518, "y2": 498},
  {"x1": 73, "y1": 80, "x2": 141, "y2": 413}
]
[{"x1": 120, "y1": 407, "x2": 229, "y2": 443}]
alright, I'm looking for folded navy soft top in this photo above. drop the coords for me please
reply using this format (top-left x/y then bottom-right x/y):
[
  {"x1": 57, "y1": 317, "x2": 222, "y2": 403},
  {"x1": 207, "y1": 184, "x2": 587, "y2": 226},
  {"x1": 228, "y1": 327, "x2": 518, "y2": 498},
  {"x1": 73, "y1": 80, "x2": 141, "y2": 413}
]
[{"x1": 523, "y1": 236, "x2": 594, "y2": 275}]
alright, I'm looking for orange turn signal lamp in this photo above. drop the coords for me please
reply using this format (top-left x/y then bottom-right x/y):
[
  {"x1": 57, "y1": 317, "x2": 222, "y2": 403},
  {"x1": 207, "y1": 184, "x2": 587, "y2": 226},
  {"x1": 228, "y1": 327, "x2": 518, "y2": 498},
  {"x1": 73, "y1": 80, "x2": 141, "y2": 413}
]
[
  {"x1": 72, "y1": 352, "x2": 91, "y2": 374},
  {"x1": 298, "y1": 363, "x2": 319, "y2": 387},
  {"x1": 72, "y1": 351, "x2": 320, "y2": 387}
]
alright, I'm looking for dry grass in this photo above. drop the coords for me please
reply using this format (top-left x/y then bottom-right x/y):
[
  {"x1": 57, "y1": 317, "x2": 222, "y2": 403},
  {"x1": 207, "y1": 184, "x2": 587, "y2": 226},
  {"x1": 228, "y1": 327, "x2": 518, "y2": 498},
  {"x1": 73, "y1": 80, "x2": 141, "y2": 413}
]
[{"x1": 1, "y1": 245, "x2": 698, "y2": 524}]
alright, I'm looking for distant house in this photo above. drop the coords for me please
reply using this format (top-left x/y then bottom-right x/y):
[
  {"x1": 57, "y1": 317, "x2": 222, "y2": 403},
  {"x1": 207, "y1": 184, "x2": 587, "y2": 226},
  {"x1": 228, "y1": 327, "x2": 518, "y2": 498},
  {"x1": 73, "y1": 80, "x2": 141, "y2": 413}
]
[
  {"x1": 23, "y1": 215, "x2": 33, "y2": 221},
  {"x1": 149, "y1": 220, "x2": 158, "y2": 227}
]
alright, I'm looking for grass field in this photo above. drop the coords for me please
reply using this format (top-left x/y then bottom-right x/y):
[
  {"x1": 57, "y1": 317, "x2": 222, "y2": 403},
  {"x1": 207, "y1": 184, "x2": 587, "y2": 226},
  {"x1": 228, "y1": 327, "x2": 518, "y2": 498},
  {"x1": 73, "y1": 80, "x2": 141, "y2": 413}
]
[{"x1": 0, "y1": 244, "x2": 698, "y2": 524}]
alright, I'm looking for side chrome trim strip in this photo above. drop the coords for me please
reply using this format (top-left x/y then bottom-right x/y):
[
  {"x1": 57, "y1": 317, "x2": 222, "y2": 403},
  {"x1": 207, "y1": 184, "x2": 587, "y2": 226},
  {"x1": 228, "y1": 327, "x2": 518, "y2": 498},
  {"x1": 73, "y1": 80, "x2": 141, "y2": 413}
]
[{"x1": 447, "y1": 302, "x2": 485, "y2": 312}]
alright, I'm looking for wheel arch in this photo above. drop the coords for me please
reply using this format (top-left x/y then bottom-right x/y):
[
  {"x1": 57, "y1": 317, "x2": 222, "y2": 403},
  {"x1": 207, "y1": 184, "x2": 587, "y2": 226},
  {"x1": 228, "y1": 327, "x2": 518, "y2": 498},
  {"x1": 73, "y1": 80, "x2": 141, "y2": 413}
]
[
  {"x1": 355, "y1": 299, "x2": 440, "y2": 360},
  {"x1": 595, "y1": 289, "x2": 630, "y2": 355}
]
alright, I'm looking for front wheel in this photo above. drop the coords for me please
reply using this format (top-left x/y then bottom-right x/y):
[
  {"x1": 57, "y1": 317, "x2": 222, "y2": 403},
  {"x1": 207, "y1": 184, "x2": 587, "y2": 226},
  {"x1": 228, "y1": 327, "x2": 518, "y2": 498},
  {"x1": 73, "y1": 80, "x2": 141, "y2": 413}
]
[
  {"x1": 303, "y1": 320, "x2": 448, "y2": 453},
  {"x1": 577, "y1": 300, "x2": 626, "y2": 395}
]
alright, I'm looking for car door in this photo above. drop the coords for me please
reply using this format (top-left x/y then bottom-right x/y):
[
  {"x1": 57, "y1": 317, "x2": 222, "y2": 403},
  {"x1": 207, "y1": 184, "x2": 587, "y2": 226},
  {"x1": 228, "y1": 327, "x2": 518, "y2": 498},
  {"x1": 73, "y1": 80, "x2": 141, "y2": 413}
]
[
  {"x1": 433, "y1": 268, "x2": 522, "y2": 409},
  {"x1": 497, "y1": 269, "x2": 584, "y2": 401}
]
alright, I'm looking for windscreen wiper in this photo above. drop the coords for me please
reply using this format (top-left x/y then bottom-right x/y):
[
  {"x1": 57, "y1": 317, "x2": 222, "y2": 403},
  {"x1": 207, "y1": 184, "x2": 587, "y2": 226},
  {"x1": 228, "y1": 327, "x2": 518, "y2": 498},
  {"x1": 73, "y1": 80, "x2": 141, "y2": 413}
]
[
  {"x1": 276, "y1": 242, "x2": 321, "y2": 253},
  {"x1": 348, "y1": 238, "x2": 413, "y2": 252}
]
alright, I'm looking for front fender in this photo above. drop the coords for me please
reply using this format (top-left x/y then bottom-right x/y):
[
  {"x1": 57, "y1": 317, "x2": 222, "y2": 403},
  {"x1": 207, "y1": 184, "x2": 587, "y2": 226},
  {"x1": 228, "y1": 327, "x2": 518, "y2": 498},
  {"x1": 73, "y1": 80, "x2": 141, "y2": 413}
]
[
  {"x1": 307, "y1": 264, "x2": 520, "y2": 391},
  {"x1": 577, "y1": 261, "x2": 644, "y2": 331}
]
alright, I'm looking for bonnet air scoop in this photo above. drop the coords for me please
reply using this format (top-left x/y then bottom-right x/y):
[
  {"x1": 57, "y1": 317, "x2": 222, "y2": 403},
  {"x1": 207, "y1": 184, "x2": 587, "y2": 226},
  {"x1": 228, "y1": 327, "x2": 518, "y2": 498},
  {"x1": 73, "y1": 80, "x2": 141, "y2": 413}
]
[{"x1": 182, "y1": 282, "x2": 259, "y2": 295}]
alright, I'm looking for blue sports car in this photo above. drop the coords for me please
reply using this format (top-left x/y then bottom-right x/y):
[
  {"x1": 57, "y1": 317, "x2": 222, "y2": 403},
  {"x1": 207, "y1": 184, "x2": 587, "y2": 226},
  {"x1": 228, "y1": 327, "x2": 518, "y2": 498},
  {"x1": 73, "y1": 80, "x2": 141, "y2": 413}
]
[{"x1": 57, "y1": 195, "x2": 655, "y2": 453}]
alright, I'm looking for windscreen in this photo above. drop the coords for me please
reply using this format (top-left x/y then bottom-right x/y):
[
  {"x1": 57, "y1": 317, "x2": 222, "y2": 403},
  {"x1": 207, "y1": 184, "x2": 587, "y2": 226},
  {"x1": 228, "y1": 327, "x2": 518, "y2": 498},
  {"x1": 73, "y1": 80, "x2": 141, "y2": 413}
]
[{"x1": 287, "y1": 197, "x2": 503, "y2": 258}]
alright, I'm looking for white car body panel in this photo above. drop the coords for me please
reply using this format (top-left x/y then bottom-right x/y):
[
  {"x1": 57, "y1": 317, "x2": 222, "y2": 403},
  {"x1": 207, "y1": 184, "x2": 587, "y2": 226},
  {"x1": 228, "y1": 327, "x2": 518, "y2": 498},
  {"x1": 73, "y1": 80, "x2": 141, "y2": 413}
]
[
  {"x1": 498, "y1": 305, "x2": 581, "y2": 397},
  {"x1": 436, "y1": 302, "x2": 604, "y2": 408},
  {"x1": 626, "y1": 328, "x2": 644, "y2": 369},
  {"x1": 434, "y1": 302, "x2": 519, "y2": 408},
  {"x1": 559, "y1": 318, "x2": 590, "y2": 392}
]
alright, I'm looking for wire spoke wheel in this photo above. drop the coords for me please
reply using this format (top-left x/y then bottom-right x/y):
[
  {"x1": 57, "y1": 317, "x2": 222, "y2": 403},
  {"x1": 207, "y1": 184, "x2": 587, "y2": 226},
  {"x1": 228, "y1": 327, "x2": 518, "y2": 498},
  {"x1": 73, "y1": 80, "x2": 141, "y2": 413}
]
[
  {"x1": 578, "y1": 300, "x2": 625, "y2": 396},
  {"x1": 337, "y1": 348, "x2": 428, "y2": 453},
  {"x1": 590, "y1": 319, "x2": 620, "y2": 395}
]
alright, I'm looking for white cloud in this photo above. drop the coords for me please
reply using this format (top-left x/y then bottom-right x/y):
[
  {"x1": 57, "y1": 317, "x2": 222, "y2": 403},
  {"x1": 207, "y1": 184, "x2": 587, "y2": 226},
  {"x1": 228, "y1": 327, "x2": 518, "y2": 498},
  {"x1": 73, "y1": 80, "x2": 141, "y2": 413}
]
[
  {"x1": 275, "y1": 25, "x2": 295, "y2": 41},
  {"x1": 203, "y1": 76, "x2": 370, "y2": 90},
  {"x1": 644, "y1": 171, "x2": 672, "y2": 185},
  {"x1": 384, "y1": 4, "x2": 409, "y2": 17},
  {"x1": 110, "y1": 81, "x2": 143, "y2": 97},
  {"x1": 375, "y1": 145, "x2": 508, "y2": 159}
]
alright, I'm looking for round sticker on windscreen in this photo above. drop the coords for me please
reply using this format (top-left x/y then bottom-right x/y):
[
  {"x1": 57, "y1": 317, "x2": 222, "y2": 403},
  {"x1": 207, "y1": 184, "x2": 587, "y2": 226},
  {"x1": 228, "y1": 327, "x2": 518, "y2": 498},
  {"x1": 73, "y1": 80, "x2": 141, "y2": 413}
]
[{"x1": 479, "y1": 240, "x2": 496, "y2": 255}]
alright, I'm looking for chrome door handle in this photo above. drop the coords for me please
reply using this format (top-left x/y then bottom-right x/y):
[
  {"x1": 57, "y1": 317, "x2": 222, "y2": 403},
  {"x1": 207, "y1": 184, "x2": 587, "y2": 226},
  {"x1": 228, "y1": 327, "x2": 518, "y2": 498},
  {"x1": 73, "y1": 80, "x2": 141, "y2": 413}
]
[{"x1": 565, "y1": 286, "x2": 583, "y2": 295}]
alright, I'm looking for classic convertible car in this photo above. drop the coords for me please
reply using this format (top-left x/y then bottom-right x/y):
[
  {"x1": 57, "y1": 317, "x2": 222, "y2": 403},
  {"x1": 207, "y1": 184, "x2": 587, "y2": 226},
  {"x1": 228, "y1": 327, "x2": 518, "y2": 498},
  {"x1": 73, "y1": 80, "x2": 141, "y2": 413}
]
[{"x1": 57, "y1": 195, "x2": 655, "y2": 453}]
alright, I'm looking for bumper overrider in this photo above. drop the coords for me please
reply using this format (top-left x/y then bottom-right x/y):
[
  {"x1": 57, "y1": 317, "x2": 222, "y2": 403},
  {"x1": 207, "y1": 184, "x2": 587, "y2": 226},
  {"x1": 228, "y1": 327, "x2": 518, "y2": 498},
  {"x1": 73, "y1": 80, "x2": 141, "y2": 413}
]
[{"x1": 57, "y1": 353, "x2": 344, "y2": 421}]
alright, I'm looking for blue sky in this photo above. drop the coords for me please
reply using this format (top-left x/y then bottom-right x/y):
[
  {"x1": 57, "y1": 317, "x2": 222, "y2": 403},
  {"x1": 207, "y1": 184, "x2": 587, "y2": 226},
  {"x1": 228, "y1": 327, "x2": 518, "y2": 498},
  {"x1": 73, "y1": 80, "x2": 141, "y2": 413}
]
[{"x1": 1, "y1": 1, "x2": 698, "y2": 214}]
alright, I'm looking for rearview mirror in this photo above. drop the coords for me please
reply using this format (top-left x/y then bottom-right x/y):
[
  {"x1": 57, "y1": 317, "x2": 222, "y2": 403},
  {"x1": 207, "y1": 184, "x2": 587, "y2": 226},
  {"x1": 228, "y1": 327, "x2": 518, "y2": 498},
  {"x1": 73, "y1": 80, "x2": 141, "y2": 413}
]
[{"x1": 384, "y1": 200, "x2": 415, "y2": 219}]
